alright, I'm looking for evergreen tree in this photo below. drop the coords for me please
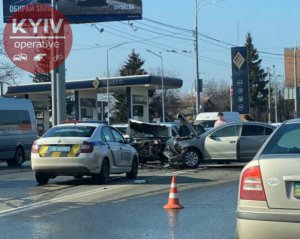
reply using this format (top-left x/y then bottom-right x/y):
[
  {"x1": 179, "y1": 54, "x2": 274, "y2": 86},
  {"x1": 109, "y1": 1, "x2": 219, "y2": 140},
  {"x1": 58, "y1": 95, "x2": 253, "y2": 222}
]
[
  {"x1": 245, "y1": 32, "x2": 268, "y2": 121},
  {"x1": 30, "y1": 45, "x2": 51, "y2": 83},
  {"x1": 31, "y1": 72, "x2": 51, "y2": 83},
  {"x1": 119, "y1": 49, "x2": 147, "y2": 76},
  {"x1": 113, "y1": 50, "x2": 147, "y2": 123}
]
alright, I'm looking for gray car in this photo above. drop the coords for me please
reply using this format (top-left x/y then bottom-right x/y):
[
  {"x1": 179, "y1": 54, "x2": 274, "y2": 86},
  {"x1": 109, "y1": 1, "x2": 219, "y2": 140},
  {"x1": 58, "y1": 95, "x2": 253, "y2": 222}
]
[
  {"x1": 164, "y1": 118, "x2": 275, "y2": 168},
  {"x1": 236, "y1": 119, "x2": 300, "y2": 239}
]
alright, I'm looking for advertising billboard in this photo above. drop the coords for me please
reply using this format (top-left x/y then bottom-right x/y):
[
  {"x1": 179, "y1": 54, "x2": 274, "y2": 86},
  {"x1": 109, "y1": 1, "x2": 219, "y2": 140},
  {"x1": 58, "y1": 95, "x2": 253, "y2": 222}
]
[
  {"x1": 3, "y1": 0, "x2": 142, "y2": 24},
  {"x1": 231, "y1": 47, "x2": 250, "y2": 114}
]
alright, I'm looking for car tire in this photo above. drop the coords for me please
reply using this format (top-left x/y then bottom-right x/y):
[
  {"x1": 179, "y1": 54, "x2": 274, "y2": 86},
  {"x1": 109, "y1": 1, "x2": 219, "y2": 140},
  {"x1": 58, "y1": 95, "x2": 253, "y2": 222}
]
[
  {"x1": 35, "y1": 173, "x2": 50, "y2": 185},
  {"x1": 183, "y1": 148, "x2": 201, "y2": 169},
  {"x1": 7, "y1": 147, "x2": 25, "y2": 167},
  {"x1": 126, "y1": 158, "x2": 138, "y2": 179},
  {"x1": 98, "y1": 159, "x2": 110, "y2": 184}
]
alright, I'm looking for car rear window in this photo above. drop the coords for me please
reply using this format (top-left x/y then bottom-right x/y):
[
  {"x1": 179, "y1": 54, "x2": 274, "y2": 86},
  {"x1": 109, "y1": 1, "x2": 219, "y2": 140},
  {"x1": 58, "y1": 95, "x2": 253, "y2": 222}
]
[
  {"x1": 262, "y1": 123, "x2": 300, "y2": 154},
  {"x1": 43, "y1": 126, "x2": 96, "y2": 138}
]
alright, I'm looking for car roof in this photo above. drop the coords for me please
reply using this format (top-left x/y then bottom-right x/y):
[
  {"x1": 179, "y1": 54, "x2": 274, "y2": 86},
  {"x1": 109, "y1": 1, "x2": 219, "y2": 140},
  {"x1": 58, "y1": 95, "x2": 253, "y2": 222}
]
[
  {"x1": 111, "y1": 123, "x2": 128, "y2": 127},
  {"x1": 283, "y1": 119, "x2": 300, "y2": 124},
  {"x1": 54, "y1": 122, "x2": 107, "y2": 127},
  {"x1": 214, "y1": 121, "x2": 276, "y2": 128}
]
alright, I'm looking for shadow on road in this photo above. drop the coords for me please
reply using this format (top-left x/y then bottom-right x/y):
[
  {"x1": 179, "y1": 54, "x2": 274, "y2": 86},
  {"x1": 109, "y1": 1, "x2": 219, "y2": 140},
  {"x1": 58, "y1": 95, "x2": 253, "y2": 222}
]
[{"x1": 50, "y1": 174, "x2": 213, "y2": 187}]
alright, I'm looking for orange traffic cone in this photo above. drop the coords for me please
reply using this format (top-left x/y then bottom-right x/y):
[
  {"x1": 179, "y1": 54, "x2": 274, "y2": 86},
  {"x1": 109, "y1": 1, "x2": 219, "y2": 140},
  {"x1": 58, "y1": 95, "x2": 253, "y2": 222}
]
[{"x1": 163, "y1": 176, "x2": 184, "y2": 209}]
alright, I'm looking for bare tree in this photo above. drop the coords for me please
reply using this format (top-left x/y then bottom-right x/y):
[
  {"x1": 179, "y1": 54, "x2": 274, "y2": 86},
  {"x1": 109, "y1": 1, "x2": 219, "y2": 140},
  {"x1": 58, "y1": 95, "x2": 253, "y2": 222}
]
[
  {"x1": 0, "y1": 29, "x2": 21, "y2": 91},
  {"x1": 204, "y1": 78, "x2": 231, "y2": 111}
]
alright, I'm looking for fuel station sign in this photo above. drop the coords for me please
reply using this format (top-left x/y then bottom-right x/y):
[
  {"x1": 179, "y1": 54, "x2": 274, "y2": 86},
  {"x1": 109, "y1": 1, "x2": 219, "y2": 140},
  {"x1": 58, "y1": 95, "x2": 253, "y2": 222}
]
[{"x1": 231, "y1": 47, "x2": 250, "y2": 114}]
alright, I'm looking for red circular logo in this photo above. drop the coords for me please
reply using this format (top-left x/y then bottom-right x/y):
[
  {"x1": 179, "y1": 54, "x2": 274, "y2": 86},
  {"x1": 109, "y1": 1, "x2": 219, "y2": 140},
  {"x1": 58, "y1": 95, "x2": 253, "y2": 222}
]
[{"x1": 3, "y1": 4, "x2": 73, "y2": 74}]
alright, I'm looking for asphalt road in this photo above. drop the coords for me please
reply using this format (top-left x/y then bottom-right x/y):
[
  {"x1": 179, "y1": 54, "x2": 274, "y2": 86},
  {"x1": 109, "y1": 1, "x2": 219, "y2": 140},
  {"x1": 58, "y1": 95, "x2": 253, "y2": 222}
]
[{"x1": 0, "y1": 162, "x2": 243, "y2": 239}]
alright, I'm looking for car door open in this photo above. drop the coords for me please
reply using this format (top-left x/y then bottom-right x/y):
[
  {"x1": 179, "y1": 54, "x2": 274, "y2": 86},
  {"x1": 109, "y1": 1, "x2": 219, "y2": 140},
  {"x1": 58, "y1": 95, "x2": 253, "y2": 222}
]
[{"x1": 204, "y1": 125, "x2": 240, "y2": 160}]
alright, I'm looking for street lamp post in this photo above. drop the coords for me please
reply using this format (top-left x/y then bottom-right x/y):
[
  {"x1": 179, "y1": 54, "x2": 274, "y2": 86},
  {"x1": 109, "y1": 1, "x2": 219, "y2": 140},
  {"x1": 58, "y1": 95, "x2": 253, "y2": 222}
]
[
  {"x1": 293, "y1": 31, "x2": 300, "y2": 118},
  {"x1": 195, "y1": 0, "x2": 224, "y2": 115},
  {"x1": 106, "y1": 42, "x2": 127, "y2": 125},
  {"x1": 147, "y1": 50, "x2": 165, "y2": 123}
]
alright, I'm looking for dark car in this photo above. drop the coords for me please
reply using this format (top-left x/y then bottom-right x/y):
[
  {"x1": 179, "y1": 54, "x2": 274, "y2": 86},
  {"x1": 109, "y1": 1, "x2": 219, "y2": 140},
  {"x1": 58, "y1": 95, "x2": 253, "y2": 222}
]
[
  {"x1": 164, "y1": 116, "x2": 275, "y2": 168},
  {"x1": 128, "y1": 119, "x2": 179, "y2": 164}
]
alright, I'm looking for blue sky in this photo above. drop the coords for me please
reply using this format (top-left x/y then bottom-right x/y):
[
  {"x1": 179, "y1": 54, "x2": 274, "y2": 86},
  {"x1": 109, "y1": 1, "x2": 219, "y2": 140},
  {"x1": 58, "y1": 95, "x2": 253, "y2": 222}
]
[{"x1": 1, "y1": 0, "x2": 300, "y2": 93}]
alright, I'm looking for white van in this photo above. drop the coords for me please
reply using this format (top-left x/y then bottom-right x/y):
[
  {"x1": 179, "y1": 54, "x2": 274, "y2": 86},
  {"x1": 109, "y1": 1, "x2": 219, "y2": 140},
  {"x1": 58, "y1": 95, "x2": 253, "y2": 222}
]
[
  {"x1": 0, "y1": 98, "x2": 37, "y2": 167},
  {"x1": 194, "y1": 111, "x2": 241, "y2": 130}
]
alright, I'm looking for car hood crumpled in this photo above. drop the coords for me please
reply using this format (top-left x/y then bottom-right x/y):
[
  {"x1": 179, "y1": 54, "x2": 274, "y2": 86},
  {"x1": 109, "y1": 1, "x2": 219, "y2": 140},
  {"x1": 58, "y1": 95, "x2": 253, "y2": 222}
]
[{"x1": 128, "y1": 119, "x2": 170, "y2": 138}]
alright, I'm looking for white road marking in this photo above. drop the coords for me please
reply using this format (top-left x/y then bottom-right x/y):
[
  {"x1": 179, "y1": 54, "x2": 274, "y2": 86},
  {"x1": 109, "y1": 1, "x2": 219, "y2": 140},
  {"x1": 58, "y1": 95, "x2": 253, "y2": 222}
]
[{"x1": 0, "y1": 169, "x2": 193, "y2": 215}]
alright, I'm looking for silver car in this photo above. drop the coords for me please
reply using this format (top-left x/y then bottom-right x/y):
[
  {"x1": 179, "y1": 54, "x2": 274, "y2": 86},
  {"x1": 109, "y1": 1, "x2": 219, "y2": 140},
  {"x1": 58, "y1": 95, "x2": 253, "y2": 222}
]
[
  {"x1": 31, "y1": 122, "x2": 139, "y2": 185},
  {"x1": 236, "y1": 119, "x2": 300, "y2": 239},
  {"x1": 164, "y1": 118, "x2": 275, "y2": 168}
]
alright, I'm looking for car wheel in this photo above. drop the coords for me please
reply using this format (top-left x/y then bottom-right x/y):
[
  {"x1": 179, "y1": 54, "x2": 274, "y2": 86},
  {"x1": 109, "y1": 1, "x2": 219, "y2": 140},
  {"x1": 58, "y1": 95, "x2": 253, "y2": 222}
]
[
  {"x1": 35, "y1": 173, "x2": 50, "y2": 185},
  {"x1": 7, "y1": 147, "x2": 25, "y2": 167},
  {"x1": 126, "y1": 158, "x2": 138, "y2": 179},
  {"x1": 183, "y1": 148, "x2": 201, "y2": 169},
  {"x1": 98, "y1": 159, "x2": 110, "y2": 184}
]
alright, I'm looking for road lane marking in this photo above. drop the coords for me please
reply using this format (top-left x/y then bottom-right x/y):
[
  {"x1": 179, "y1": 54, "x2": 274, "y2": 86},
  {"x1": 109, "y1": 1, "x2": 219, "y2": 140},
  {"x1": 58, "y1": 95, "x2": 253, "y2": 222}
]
[
  {"x1": 0, "y1": 168, "x2": 194, "y2": 216},
  {"x1": 0, "y1": 184, "x2": 128, "y2": 216}
]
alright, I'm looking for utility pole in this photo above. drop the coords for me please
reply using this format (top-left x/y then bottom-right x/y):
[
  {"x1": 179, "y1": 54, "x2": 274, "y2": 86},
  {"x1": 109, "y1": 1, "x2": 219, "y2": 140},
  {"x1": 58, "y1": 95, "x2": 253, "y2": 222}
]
[
  {"x1": 273, "y1": 65, "x2": 278, "y2": 123},
  {"x1": 195, "y1": 0, "x2": 200, "y2": 115},
  {"x1": 293, "y1": 32, "x2": 300, "y2": 118},
  {"x1": 51, "y1": 0, "x2": 57, "y2": 126},
  {"x1": 267, "y1": 67, "x2": 271, "y2": 123},
  {"x1": 51, "y1": 0, "x2": 66, "y2": 125}
]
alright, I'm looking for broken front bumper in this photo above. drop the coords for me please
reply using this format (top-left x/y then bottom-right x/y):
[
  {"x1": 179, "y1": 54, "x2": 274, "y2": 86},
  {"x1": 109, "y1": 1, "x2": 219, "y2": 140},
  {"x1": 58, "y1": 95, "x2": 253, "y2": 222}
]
[{"x1": 163, "y1": 144, "x2": 188, "y2": 165}]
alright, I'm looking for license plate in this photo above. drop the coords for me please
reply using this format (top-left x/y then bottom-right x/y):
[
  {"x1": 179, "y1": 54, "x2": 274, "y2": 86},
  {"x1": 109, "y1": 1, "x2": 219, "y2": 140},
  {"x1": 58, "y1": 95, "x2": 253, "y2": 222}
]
[
  {"x1": 294, "y1": 182, "x2": 300, "y2": 198},
  {"x1": 48, "y1": 146, "x2": 70, "y2": 152}
]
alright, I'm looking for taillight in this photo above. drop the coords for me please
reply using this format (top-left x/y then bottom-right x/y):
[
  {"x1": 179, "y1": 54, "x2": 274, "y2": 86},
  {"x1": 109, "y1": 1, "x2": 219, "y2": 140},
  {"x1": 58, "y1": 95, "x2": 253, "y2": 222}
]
[
  {"x1": 240, "y1": 165, "x2": 266, "y2": 201},
  {"x1": 31, "y1": 141, "x2": 39, "y2": 153},
  {"x1": 80, "y1": 141, "x2": 94, "y2": 153}
]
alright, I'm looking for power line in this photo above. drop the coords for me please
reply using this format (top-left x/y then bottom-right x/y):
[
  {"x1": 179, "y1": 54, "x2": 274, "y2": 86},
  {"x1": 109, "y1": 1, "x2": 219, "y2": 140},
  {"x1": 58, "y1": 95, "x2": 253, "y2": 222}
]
[
  {"x1": 97, "y1": 23, "x2": 195, "y2": 58},
  {"x1": 143, "y1": 17, "x2": 193, "y2": 32},
  {"x1": 144, "y1": 17, "x2": 286, "y2": 58},
  {"x1": 133, "y1": 21, "x2": 193, "y2": 38},
  {"x1": 120, "y1": 22, "x2": 193, "y2": 42}
]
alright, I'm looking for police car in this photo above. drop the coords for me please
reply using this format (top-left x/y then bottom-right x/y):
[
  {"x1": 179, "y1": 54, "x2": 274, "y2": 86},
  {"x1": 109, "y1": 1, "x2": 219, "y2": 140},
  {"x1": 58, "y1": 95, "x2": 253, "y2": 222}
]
[{"x1": 31, "y1": 122, "x2": 139, "y2": 185}]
